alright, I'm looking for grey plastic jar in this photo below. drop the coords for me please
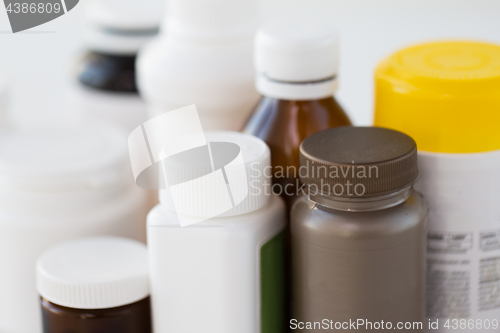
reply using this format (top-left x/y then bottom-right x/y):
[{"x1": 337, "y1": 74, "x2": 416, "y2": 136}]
[{"x1": 291, "y1": 127, "x2": 427, "y2": 332}]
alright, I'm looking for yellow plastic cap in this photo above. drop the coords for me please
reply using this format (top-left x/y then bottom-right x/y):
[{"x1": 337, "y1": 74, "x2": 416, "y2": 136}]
[{"x1": 374, "y1": 41, "x2": 500, "y2": 153}]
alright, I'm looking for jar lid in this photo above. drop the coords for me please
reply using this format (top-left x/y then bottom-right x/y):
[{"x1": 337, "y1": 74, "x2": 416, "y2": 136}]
[
  {"x1": 299, "y1": 127, "x2": 418, "y2": 197},
  {"x1": 84, "y1": 0, "x2": 163, "y2": 54},
  {"x1": 159, "y1": 131, "x2": 271, "y2": 224},
  {"x1": 37, "y1": 237, "x2": 149, "y2": 310},
  {"x1": 374, "y1": 41, "x2": 500, "y2": 153},
  {"x1": 0, "y1": 121, "x2": 130, "y2": 191}
]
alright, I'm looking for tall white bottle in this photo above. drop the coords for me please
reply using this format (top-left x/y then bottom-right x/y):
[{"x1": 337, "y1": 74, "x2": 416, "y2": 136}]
[
  {"x1": 147, "y1": 131, "x2": 286, "y2": 333},
  {"x1": 137, "y1": 0, "x2": 261, "y2": 131}
]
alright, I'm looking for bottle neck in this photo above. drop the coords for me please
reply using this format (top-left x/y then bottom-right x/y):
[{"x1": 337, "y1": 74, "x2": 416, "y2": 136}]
[
  {"x1": 308, "y1": 186, "x2": 413, "y2": 212},
  {"x1": 256, "y1": 73, "x2": 338, "y2": 101}
]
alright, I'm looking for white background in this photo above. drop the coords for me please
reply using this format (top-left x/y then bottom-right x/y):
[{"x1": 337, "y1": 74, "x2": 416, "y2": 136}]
[{"x1": 0, "y1": 0, "x2": 499, "y2": 126}]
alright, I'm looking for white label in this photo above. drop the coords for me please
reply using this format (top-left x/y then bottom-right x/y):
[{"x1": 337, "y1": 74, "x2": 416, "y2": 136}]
[{"x1": 417, "y1": 151, "x2": 500, "y2": 333}]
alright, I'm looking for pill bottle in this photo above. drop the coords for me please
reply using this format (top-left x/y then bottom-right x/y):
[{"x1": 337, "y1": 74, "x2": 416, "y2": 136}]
[
  {"x1": 291, "y1": 127, "x2": 427, "y2": 331},
  {"x1": 137, "y1": 0, "x2": 261, "y2": 131},
  {"x1": 71, "y1": 0, "x2": 163, "y2": 132},
  {"x1": 374, "y1": 41, "x2": 500, "y2": 332},
  {"x1": 244, "y1": 22, "x2": 351, "y2": 209},
  {"x1": 0, "y1": 121, "x2": 147, "y2": 333},
  {"x1": 37, "y1": 237, "x2": 151, "y2": 333},
  {"x1": 147, "y1": 131, "x2": 286, "y2": 333}
]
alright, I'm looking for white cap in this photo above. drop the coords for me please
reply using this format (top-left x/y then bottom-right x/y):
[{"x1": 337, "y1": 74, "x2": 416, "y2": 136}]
[
  {"x1": 255, "y1": 22, "x2": 340, "y2": 100},
  {"x1": 37, "y1": 237, "x2": 149, "y2": 309},
  {"x1": 0, "y1": 121, "x2": 130, "y2": 204},
  {"x1": 166, "y1": 0, "x2": 258, "y2": 41},
  {"x1": 84, "y1": 0, "x2": 164, "y2": 54},
  {"x1": 159, "y1": 131, "x2": 271, "y2": 219}
]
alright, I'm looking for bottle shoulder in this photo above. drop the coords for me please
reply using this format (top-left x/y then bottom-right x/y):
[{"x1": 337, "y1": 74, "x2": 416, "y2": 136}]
[
  {"x1": 291, "y1": 190, "x2": 428, "y2": 250},
  {"x1": 244, "y1": 96, "x2": 351, "y2": 148}
]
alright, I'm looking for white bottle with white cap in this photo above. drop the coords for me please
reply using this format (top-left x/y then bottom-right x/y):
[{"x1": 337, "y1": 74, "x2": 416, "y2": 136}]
[
  {"x1": 69, "y1": 0, "x2": 164, "y2": 132},
  {"x1": 137, "y1": 0, "x2": 261, "y2": 131},
  {"x1": 0, "y1": 121, "x2": 147, "y2": 333},
  {"x1": 147, "y1": 131, "x2": 286, "y2": 333}
]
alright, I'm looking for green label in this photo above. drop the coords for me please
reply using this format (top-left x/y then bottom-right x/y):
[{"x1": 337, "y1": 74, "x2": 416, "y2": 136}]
[{"x1": 261, "y1": 232, "x2": 286, "y2": 333}]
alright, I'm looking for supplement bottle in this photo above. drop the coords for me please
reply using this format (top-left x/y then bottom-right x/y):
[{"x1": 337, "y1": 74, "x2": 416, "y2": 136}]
[
  {"x1": 244, "y1": 22, "x2": 351, "y2": 208},
  {"x1": 71, "y1": 0, "x2": 163, "y2": 132},
  {"x1": 147, "y1": 131, "x2": 286, "y2": 333},
  {"x1": 137, "y1": 0, "x2": 261, "y2": 131},
  {"x1": 374, "y1": 41, "x2": 500, "y2": 333},
  {"x1": 0, "y1": 121, "x2": 147, "y2": 333},
  {"x1": 292, "y1": 127, "x2": 427, "y2": 332},
  {"x1": 37, "y1": 237, "x2": 151, "y2": 333}
]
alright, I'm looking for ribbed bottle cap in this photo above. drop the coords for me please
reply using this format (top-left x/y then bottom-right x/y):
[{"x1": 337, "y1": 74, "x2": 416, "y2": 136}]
[
  {"x1": 159, "y1": 131, "x2": 271, "y2": 218},
  {"x1": 374, "y1": 41, "x2": 500, "y2": 153},
  {"x1": 37, "y1": 237, "x2": 149, "y2": 310},
  {"x1": 166, "y1": 0, "x2": 258, "y2": 40},
  {"x1": 255, "y1": 21, "x2": 339, "y2": 100},
  {"x1": 299, "y1": 127, "x2": 418, "y2": 197}
]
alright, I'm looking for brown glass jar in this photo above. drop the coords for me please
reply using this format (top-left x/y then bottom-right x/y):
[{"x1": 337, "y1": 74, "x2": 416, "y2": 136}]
[
  {"x1": 41, "y1": 297, "x2": 152, "y2": 333},
  {"x1": 36, "y1": 237, "x2": 151, "y2": 333}
]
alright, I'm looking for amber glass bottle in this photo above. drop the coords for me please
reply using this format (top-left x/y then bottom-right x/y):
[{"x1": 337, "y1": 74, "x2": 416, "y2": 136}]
[
  {"x1": 41, "y1": 297, "x2": 152, "y2": 333},
  {"x1": 37, "y1": 237, "x2": 151, "y2": 333},
  {"x1": 244, "y1": 22, "x2": 351, "y2": 208}
]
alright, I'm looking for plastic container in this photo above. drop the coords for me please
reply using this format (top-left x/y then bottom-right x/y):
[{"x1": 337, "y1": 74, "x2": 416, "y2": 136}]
[
  {"x1": 291, "y1": 127, "x2": 427, "y2": 331},
  {"x1": 374, "y1": 41, "x2": 500, "y2": 332},
  {"x1": 0, "y1": 121, "x2": 147, "y2": 333},
  {"x1": 137, "y1": 0, "x2": 261, "y2": 131},
  {"x1": 37, "y1": 237, "x2": 151, "y2": 333},
  {"x1": 147, "y1": 131, "x2": 287, "y2": 333},
  {"x1": 70, "y1": 0, "x2": 164, "y2": 132},
  {"x1": 244, "y1": 22, "x2": 351, "y2": 208}
]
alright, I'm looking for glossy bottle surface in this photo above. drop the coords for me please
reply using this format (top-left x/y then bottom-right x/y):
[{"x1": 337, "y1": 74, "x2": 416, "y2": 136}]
[
  {"x1": 291, "y1": 190, "x2": 427, "y2": 332},
  {"x1": 77, "y1": 52, "x2": 138, "y2": 93},
  {"x1": 245, "y1": 97, "x2": 351, "y2": 206},
  {"x1": 41, "y1": 297, "x2": 152, "y2": 333}
]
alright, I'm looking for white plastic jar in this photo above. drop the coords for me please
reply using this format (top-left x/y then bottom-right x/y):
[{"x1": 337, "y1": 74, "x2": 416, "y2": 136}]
[
  {"x1": 68, "y1": 0, "x2": 164, "y2": 133},
  {"x1": 147, "y1": 131, "x2": 286, "y2": 333},
  {"x1": 0, "y1": 121, "x2": 147, "y2": 333},
  {"x1": 137, "y1": 0, "x2": 261, "y2": 131}
]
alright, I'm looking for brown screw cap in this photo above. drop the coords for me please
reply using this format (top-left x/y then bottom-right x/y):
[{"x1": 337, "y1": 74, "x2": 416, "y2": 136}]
[{"x1": 299, "y1": 127, "x2": 418, "y2": 197}]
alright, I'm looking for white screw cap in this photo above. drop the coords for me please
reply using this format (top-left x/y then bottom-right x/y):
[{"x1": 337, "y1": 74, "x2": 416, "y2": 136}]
[
  {"x1": 159, "y1": 131, "x2": 271, "y2": 222},
  {"x1": 37, "y1": 237, "x2": 149, "y2": 310},
  {"x1": 255, "y1": 21, "x2": 340, "y2": 100}
]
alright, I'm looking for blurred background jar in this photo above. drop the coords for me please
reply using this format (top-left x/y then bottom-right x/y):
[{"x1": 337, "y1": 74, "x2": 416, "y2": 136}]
[
  {"x1": 0, "y1": 120, "x2": 148, "y2": 333},
  {"x1": 137, "y1": 0, "x2": 261, "y2": 131},
  {"x1": 69, "y1": 0, "x2": 164, "y2": 133}
]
